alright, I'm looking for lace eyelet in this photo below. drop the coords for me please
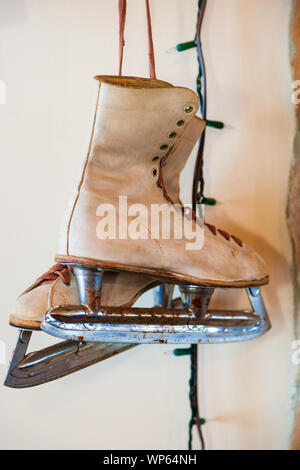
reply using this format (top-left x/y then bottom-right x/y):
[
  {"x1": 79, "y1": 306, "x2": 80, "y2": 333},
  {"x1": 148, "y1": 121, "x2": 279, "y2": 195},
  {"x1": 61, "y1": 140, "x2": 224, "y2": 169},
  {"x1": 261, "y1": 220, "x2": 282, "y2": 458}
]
[
  {"x1": 184, "y1": 105, "x2": 193, "y2": 113},
  {"x1": 168, "y1": 131, "x2": 177, "y2": 139}
]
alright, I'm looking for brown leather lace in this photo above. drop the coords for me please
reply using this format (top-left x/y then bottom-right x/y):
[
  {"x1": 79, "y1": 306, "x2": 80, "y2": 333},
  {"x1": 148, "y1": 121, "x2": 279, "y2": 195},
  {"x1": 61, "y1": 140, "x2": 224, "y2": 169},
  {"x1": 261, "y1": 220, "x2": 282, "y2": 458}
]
[
  {"x1": 157, "y1": 163, "x2": 243, "y2": 247},
  {"x1": 118, "y1": 0, "x2": 156, "y2": 79},
  {"x1": 231, "y1": 235, "x2": 243, "y2": 247},
  {"x1": 118, "y1": 0, "x2": 127, "y2": 76},
  {"x1": 205, "y1": 222, "x2": 243, "y2": 246},
  {"x1": 157, "y1": 158, "x2": 175, "y2": 206},
  {"x1": 36, "y1": 264, "x2": 73, "y2": 286},
  {"x1": 145, "y1": 0, "x2": 156, "y2": 79}
]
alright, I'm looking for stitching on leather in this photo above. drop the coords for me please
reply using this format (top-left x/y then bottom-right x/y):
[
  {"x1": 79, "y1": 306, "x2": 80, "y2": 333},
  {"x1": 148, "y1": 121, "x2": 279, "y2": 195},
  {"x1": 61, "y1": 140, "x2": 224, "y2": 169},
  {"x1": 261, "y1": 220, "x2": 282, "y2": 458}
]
[
  {"x1": 66, "y1": 84, "x2": 101, "y2": 255},
  {"x1": 152, "y1": 238, "x2": 165, "y2": 265},
  {"x1": 137, "y1": 220, "x2": 165, "y2": 265},
  {"x1": 48, "y1": 277, "x2": 60, "y2": 309}
]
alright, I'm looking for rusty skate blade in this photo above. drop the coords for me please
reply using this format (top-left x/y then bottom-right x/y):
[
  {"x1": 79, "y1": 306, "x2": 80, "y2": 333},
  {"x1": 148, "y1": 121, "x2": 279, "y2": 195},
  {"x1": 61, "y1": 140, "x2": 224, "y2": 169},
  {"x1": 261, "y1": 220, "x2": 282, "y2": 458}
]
[
  {"x1": 41, "y1": 288, "x2": 271, "y2": 344},
  {"x1": 4, "y1": 329, "x2": 134, "y2": 388}
]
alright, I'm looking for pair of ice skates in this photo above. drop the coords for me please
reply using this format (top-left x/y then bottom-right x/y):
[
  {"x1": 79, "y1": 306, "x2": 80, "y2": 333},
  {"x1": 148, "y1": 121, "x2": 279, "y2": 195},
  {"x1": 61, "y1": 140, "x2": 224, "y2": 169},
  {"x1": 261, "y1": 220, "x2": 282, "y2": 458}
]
[{"x1": 5, "y1": 75, "x2": 270, "y2": 388}]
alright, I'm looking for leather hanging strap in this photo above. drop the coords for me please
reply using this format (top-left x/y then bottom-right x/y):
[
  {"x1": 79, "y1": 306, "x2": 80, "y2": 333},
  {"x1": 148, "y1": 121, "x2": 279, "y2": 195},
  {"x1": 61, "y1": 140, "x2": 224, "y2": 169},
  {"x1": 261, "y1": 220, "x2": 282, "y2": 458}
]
[
  {"x1": 145, "y1": 0, "x2": 156, "y2": 79},
  {"x1": 118, "y1": 0, "x2": 127, "y2": 76},
  {"x1": 118, "y1": 0, "x2": 156, "y2": 79}
]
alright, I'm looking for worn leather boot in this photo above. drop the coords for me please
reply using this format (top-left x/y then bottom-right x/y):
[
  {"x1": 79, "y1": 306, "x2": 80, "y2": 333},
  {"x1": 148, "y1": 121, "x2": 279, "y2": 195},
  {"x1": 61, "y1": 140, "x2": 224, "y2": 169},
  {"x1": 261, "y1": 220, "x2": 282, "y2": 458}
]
[
  {"x1": 10, "y1": 93, "x2": 205, "y2": 329},
  {"x1": 56, "y1": 76, "x2": 268, "y2": 287}
]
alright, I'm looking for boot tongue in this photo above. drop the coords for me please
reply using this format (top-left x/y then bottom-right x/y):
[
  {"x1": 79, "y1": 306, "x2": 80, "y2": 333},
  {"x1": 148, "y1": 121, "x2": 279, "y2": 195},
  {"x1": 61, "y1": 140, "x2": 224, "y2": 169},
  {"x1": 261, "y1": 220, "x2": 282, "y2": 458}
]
[
  {"x1": 162, "y1": 117, "x2": 206, "y2": 204},
  {"x1": 94, "y1": 75, "x2": 173, "y2": 89}
]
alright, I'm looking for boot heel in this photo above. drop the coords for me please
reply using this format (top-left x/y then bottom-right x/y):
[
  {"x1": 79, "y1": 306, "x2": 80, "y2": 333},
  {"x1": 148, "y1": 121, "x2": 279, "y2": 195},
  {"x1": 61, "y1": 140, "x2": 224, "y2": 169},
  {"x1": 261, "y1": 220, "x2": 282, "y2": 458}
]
[
  {"x1": 180, "y1": 285, "x2": 214, "y2": 319},
  {"x1": 72, "y1": 264, "x2": 104, "y2": 311}
]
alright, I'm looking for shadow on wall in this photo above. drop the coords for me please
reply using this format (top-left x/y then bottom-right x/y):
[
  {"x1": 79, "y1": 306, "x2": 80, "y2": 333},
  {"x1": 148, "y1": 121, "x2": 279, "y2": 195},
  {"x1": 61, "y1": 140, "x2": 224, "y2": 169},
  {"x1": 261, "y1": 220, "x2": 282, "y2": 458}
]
[{"x1": 209, "y1": 216, "x2": 288, "y2": 336}]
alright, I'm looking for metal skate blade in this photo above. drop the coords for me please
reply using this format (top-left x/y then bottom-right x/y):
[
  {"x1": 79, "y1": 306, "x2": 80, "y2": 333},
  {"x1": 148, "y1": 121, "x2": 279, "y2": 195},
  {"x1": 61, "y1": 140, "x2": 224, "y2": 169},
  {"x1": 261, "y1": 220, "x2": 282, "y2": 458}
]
[
  {"x1": 41, "y1": 288, "x2": 271, "y2": 345},
  {"x1": 4, "y1": 329, "x2": 134, "y2": 388}
]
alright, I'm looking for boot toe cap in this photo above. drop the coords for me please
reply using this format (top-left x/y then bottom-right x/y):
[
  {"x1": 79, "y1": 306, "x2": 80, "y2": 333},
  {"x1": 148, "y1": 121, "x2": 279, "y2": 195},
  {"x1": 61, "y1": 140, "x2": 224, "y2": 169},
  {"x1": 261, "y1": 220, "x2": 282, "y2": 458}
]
[
  {"x1": 239, "y1": 243, "x2": 269, "y2": 285},
  {"x1": 10, "y1": 282, "x2": 51, "y2": 326}
]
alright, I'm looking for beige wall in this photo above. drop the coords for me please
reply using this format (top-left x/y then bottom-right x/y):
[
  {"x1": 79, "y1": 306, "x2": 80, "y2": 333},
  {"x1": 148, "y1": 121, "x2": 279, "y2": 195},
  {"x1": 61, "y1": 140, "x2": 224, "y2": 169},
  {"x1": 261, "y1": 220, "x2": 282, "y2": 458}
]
[{"x1": 0, "y1": 0, "x2": 296, "y2": 450}]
